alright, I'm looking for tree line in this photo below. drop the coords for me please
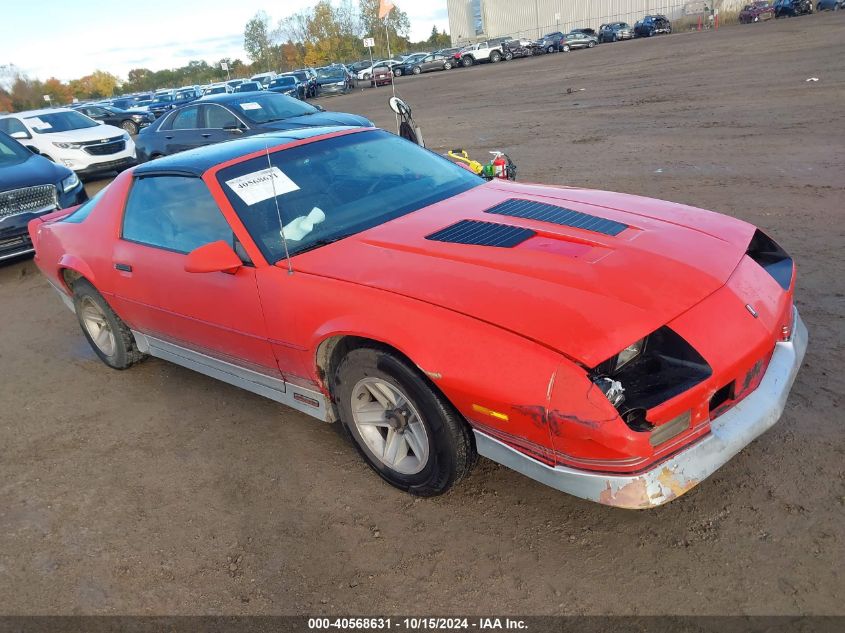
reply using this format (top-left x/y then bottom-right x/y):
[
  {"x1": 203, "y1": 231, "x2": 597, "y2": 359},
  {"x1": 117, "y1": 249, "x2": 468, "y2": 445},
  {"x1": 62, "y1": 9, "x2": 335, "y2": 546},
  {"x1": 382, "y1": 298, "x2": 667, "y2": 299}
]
[{"x1": 0, "y1": 0, "x2": 450, "y2": 112}]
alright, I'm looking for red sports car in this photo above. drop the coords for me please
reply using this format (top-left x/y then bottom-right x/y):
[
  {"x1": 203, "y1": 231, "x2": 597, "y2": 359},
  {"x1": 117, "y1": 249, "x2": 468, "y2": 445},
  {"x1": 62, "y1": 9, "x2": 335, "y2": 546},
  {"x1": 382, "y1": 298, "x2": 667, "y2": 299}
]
[{"x1": 28, "y1": 127, "x2": 807, "y2": 509}]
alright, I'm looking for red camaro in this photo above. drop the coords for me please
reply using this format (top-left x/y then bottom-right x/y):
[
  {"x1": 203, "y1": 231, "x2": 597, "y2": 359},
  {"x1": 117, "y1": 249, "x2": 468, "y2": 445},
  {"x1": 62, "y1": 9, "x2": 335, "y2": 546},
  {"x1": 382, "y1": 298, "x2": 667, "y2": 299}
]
[{"x1": 28, "y1": 127, "x2": 807, "y2": 508}]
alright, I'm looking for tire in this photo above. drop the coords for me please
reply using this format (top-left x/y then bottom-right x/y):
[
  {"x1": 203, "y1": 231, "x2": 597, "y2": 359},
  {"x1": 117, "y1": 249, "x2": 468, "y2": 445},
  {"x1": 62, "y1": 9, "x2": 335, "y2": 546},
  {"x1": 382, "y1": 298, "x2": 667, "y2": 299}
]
[
  {"x1": 461, "y1": 56, "x2": 473, "y2": 67},
  {"x1": 394, "y1": 68, "x2": 402, "y2": 77},
  {"x1": 504, "y1": 51, "x2": 513, "y2": 61},
  {"x1": 72, "y1": 279, "x2": 147, "y2": 370},
  {"x1": 121, "y1": 120, "x2": 138, "y2": 135},
  {"x1": 444, "y1": 60, "x2": 453, "y2": 69},
  {"x1": 562, "y1": 44, "x2": 571, "y2": 52},
  {"x1": 547, "y1": 45, "x2": 555, "y2": 54},
  {"x1": 412, "y1": 66, "x2": 421, "y2": 75},
  {"x1": 490, "y1": 51, "x2": 501, "y2": 63},
  {"x1": 332, "y1": 346, "x2": 476, "y2": 497},
  {"x1": 587, "y1": 41, "x2": 595, "y2": 48}
]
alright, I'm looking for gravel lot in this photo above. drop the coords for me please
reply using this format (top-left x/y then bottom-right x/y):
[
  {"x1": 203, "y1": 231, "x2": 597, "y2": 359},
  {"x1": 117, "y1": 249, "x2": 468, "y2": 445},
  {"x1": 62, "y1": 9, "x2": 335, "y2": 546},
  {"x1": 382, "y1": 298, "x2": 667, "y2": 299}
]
[{"x1": 1, "y1": 13, "x2": 843, "y2": 615}]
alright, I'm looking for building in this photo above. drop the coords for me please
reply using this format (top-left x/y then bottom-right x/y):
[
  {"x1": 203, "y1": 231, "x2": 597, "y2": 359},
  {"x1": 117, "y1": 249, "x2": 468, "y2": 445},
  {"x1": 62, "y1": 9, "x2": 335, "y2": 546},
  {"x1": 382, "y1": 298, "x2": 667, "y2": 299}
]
[{"x1": 446, "y1": 0, "x2": 743, "y2": 45}]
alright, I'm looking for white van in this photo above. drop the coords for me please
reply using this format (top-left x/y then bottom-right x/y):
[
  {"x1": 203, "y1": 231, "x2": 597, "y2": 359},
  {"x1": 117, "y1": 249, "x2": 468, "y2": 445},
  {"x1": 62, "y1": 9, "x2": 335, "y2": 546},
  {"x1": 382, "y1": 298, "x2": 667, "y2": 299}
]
[{"x1": 0, "y1": 108, "x2": 136, "y2": 176}]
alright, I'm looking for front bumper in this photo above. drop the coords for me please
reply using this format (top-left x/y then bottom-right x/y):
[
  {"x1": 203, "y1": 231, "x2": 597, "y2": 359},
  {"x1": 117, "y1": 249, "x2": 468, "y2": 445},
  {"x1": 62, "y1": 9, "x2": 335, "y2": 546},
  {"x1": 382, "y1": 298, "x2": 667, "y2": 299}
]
[
  {"x1": 474, "y1": 308, "x2": 808, "y2": 509},
  {"x1": 75, "y1": 156, "x2": 136, "y2": 177}
]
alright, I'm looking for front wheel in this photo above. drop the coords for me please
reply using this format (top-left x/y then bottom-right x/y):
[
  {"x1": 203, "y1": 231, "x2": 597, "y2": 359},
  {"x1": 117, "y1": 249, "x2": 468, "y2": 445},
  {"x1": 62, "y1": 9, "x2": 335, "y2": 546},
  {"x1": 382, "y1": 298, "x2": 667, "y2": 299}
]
[
  {"x1": 412, "y1": 66, "x2": 421, "y2": 75},
  {"x1": 490, "y1": 51, "x2": 501, "y2": 63},
  {"x1": 504, "y1": 51, "x2": 513, "y2": 61},
  {"x1": 443, "y1": 60, "x2": 453, "y2": 69},
  {"x1": 547, "y1": 45, "x2": 555, "y2": 54},
  {"x1": 393, "y1": 68, "x2": 403, "y2": 76},
  {"x1": 333, "y1": 347, "x2": 477, "y2": 497},
  {"x1": 587, "y1": 40, "x2": 595, "y2": 48},
  {"x1": 562, "y1": 44, "x2": 571, "y2": 52},
  {"x1": 72, "y1": 279, "x2": 147, "y2": 370},
  {"x1": 461, "y1": 56, "x2": 473, "y2": 67}
]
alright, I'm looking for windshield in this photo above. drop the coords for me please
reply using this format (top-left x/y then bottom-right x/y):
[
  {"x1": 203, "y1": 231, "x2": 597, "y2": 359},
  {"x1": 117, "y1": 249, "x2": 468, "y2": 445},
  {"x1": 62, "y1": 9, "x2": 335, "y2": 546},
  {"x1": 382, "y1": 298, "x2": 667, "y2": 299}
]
[
  {"x1": 228, "y1": 93, "x2": 317, "y2": 123},
  {"x1": 26, "y1": 111, "x2": 99, "y2": 134},
  {"x1": 217, "y1": 130, "x2": 482, "y2": 263},
  {"x1": 270, "y1": 77, "x2": 296, "y2": 87},
  {"x1": 316, "y1": 67, "x2": 345, "y2": 79},
  {"x1": 0, "y1": 132, "x2": 32, "y2": 164}
]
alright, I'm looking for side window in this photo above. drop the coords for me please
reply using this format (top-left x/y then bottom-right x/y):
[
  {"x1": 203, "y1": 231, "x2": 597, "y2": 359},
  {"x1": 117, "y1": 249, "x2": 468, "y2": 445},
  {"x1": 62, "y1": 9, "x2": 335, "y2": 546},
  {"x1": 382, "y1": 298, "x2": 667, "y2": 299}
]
[
  {"x1": 0, "y1": 118, "x2": 29, "y2": 137},
  {"x1": 122, "y1": 176, "x2": 233, "y2": 254},
  {"x1": 170, "y1": 106, "x2": 200, "y2": 130},
  {"x1": 203, "y1": 105, "x2": 240, "y2": 129}
]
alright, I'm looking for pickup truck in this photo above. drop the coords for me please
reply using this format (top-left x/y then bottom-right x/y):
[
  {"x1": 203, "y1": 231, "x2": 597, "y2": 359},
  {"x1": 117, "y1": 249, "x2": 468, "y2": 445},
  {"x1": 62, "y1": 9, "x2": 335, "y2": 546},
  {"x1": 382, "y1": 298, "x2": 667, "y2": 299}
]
[{"x1": 458, "y1": 38, "x2": 511, "y2": 66}]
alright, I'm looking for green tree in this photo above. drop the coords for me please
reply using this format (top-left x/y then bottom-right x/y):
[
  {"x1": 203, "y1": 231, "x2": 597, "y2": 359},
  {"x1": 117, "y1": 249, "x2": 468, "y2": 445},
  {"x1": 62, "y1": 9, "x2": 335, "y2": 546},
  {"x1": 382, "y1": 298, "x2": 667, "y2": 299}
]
[{"x1": 244, "y1": 11, "x2": 275, "y2": 71}]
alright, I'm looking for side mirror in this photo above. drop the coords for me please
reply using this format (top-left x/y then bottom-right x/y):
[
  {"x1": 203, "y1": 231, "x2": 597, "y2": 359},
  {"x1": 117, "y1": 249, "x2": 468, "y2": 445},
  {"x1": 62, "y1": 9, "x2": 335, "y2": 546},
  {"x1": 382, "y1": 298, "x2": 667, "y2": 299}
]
[
  {"x1": 315, "y1": 104, "x2": 325, "y2": 112},
  {"x1": 184, "y1": 241, "x2": 242, "y2": 274},
  {"x1": 11, "y1": 131, "x2": 30, "y2": 140}
]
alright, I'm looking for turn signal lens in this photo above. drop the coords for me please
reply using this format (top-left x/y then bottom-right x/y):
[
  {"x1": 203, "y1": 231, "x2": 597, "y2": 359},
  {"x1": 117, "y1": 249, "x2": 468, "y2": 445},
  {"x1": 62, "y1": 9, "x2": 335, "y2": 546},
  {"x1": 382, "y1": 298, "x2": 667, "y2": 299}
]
[{"x1": 649, "y1": 411, "x2": 691, "y2": 447}]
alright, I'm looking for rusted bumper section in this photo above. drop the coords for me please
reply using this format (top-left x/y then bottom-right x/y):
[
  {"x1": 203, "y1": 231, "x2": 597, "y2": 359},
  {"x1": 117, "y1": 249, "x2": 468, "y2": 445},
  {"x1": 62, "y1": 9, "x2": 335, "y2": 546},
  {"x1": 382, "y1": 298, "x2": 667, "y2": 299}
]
[{"x1": 474, "y1": 308, "x2": 808, "y2": 509}]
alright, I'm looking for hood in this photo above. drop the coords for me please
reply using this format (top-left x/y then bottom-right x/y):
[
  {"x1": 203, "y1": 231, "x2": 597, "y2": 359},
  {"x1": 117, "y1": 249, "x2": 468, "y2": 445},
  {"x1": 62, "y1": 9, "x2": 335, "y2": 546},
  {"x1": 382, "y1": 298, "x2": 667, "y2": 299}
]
[
  {"x1": 263, "y1": 112, "x2": 372, "y2": 130},
  {"x1": 292, "y1": 180, "x2": 756, "y2": 366},
  {"x1": 0, "y1": 152, "x2": 70, "y2": 192},
  {"x1": 36, "y1": 124, "x2": 126, "y2": 143}
]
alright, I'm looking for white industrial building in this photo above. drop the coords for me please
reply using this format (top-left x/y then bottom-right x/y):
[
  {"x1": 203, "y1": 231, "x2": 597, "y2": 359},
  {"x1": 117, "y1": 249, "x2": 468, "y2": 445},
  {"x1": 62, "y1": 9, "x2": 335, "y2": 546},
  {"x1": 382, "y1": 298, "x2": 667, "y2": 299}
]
[{"x1": 446, "y1": 0, "x2": 744, "y2": 45}]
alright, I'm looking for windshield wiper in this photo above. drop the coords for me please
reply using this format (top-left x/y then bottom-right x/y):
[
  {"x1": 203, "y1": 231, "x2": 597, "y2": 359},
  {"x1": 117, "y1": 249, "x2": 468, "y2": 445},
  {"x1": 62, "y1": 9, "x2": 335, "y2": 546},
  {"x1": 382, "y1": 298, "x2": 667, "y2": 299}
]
[{"x1": 284, "y1": 233, "x2": 355, "y2": 257}]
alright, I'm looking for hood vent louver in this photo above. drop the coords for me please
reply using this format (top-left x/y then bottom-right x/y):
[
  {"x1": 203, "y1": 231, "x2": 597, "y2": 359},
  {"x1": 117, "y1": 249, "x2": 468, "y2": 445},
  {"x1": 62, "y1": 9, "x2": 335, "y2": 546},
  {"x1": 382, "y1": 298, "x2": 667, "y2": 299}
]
[
  {"x1": 485, "y1": 198, "x2": 628, "y2": 237},
  {"x1": 425, "y1": 220, "x2": 535, "y2": 248}
]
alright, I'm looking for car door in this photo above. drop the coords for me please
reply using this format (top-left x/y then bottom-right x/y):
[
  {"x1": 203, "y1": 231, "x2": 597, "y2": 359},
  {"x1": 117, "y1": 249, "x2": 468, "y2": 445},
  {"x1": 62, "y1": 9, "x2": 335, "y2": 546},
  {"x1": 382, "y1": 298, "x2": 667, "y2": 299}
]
[
  {"x1": 419, "y1": 55, "x2": 436, "y2": 72},
  {"x1": 159, "y1": 105, "x2": 205, "y2": 154},
  {"x1": 199, "y1": 104, "x2": 249, "y2": 146},
  {"x1": 109, "y1": 174, "x2": 280, "y2": 375}
]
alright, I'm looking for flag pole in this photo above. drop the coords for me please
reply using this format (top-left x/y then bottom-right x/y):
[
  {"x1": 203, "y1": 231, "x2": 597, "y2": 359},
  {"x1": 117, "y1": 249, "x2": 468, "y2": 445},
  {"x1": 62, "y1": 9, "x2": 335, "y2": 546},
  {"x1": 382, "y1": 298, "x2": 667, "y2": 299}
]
[{"x1": 380, "y1": 2, "x2": 400, "y2": 134}]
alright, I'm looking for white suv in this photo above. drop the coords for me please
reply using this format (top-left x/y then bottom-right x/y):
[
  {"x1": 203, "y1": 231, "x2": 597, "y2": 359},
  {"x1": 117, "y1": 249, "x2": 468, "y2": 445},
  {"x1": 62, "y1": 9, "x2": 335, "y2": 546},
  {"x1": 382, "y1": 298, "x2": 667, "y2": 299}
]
[{"x1": 0, "y1": 108, "x2": 136, "y2": 176}]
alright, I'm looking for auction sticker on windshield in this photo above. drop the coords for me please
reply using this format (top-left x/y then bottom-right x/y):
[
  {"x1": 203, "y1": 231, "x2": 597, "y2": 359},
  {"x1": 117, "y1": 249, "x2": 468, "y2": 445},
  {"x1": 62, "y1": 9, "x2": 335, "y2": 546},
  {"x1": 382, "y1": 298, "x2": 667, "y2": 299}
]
[
  {"x1": 225, "y1": 167, "x2": 299, "y2": 206},
  {"x1": 239, "y1": 102, "x2": 262, "y2": 111}
]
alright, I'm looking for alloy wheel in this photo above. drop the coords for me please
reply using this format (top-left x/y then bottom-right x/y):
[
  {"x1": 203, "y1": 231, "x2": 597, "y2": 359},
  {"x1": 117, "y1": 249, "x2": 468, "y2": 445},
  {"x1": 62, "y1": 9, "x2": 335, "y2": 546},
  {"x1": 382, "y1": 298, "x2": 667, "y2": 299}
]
[{"x1": 79, "y1": 296, "x2": 116, "y2": 357}]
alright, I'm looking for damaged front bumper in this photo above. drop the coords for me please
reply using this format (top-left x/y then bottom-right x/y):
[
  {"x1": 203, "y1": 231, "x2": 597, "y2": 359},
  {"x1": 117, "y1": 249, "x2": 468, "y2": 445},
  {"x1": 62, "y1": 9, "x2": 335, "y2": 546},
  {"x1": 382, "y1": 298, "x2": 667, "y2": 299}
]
[{"x1": 474, "y1": 308, "x2": 808, "y2": 509}]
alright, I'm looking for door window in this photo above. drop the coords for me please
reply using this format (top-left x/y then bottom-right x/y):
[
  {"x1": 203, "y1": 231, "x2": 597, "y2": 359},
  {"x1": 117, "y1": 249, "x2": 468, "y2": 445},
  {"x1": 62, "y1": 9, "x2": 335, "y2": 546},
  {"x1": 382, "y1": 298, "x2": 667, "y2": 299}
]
[
  {"x1": 204, "y1": 105, "x2": 241, "y2": 129},
  {"x1": 0, "y1": 118, "x2": 29, "y2": 137},
  {"x1": 122, "y1": 176, "x2": 233, "y2": 253},
  {"x1": 169, "y1": 106, "x2": 200, "y2": 130}
]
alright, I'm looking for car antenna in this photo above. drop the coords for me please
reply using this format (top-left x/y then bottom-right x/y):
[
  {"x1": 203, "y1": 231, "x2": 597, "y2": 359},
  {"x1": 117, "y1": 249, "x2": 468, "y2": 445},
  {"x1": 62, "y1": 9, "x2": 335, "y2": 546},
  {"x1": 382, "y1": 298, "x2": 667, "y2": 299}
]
[{"x1": 264, "y1": 138, "x2": 294, "y2": 275}]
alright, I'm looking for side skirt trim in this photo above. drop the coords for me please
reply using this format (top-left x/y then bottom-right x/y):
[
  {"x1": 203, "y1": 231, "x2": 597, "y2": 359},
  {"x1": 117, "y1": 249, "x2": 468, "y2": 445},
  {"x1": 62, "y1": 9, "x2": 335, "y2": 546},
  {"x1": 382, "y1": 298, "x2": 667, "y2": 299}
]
[{"x1": 132, "y1": 331, "x2": 329, "y2": 421}]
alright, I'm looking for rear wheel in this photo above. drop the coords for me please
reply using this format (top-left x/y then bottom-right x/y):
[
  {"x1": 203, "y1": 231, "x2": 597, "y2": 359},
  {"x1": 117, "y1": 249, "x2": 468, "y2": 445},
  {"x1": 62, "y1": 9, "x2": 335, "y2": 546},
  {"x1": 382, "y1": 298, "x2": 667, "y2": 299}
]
[
  {"x1": 588, "y1": 41, "x2": 595, "y2": 48},
  {"x1": 462, "y1": 56, "x2": 473, "y2": 67},
  {"x1": 490, "y1": 51, "x2": 501, "y2": 63},
  {"x1": 562, "y1": 44, "x2": 571, "y2": 52},
  {"x1": 393, "y1": 68, "x2": 403, "y2": 77},
  {"x1": 333, "y1": 347, "x2": 476, "y2": 497},
  {"x1": 72, "y1": 279, "x2": 147, "y2": 370},
  {"x1": 444, "y1": 60, "x2": 453, "y2": 69},
  {"x1": 547, "y1": 45, "x2": 555, "y2": 54},
  {"x1": 412, "y1": 65, "x2": 421, "y2": 75},
  {"x1": 504, "y1": 51, "x2": 513, "y2": 61}
]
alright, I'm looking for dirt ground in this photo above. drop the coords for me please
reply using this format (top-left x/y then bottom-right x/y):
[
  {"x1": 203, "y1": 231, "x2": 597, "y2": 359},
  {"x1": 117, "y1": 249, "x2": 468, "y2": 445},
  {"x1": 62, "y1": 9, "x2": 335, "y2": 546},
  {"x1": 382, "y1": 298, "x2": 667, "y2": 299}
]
[{"x1": 1, "y1": 13, "x2": 843, "y2": 616}]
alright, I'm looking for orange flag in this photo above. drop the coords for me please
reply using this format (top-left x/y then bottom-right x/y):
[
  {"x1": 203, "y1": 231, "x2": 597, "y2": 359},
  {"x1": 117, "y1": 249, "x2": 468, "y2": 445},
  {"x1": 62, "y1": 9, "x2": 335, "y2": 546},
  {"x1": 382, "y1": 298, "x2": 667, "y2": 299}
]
[{"x1": 378, "y1": 0, "x2": 395, "y2": 19}]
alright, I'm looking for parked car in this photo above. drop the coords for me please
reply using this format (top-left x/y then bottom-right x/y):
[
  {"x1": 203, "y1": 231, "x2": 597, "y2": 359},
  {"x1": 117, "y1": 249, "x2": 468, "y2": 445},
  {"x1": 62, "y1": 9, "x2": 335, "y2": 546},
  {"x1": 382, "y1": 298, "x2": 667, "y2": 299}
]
[
  {"x1": 235, "y1": 81, "x2": 264, "y2": 93},
  {"x1": 634, "y1": 15, "x2": 673, "y2": 37},
  {"x1": 406, "y1": 52, "x2": 454, "y2": 75},
  {"x1": 816, "y1": 0, "x2": 843, "y2": 10},
  {"x1": 739, "y1": 1, "x2": 776, "y2": 21},
  {"x1": 0, "y1": 131, "x2": 87, "y2": 262},
  {"x1": 569, "y1": 28, "x2": 598, "y2": 37},
  {"x1": 29, "y1": 126, "x2": 806, "y2": 508},
  {"x1": 267, "y1": 75, "x2": 304, "y2": 99},
  {"x1": 147, "y1": 92, "x2": 178, "y2": 119},
  {"x1": 774, "y1": 0, "x2": 814, "y2": 14},
  {"x1": 203, "y1": 83, "x2": 233, "y2": 96},
  {"x1": 133, "y1": 92, "x2": 371, "y2": 162},
  {"x1": 249, "y1": 72, "x2": 276, "y2": 88},
  {"x1": 0, "y1": 108, "x2": 136, "y2": 177},
  {"x1": 292, "y1": 69, "x2": 321, "y2": 98},
  {"x1": 598, "y1": 22, "x2": 634, "y2": 42},
  {"x1": 315, "y1": 65, "x2": 354, "y2": 94},
  {"x1": 109, "y1": 96, "x2": 144, "y2": 110},
  {"x1": 392, "y1": 53, "x2": 428, "y2": 76},
  {"x1": 501, "y1": 38, "x2": 539, "y2": 59},
  {"x1": 537, "y1": 32, "x2": 567, "y2": 53},
  {"x1": 356, "y1": 59, "x2": 402, "y2": 81},
  {"x1": 370, "y1": 64, "x2": 394, "y2": 87},
  {"x1": 561, "y1": 31, "x2": 599, "y2": 50},
  {"x1": 458, "y1": 41, "x2": 507, "y2": 66},
  {"x1": 226, "y1": 79, "x2": 247, "y2": 90},
  {"x1": 72, "y1": 104, "x2": 156, "y2": 135}
]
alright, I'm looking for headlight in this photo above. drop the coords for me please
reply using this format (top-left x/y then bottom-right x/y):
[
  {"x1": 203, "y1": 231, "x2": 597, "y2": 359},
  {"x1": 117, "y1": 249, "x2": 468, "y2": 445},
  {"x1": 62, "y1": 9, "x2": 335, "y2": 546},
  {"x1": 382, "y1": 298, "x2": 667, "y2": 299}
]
[
  {"x1": 121, "y1": 132, "x2": 130, "y2": 141},
  {"x1": 61, "y1": 172, "x2": 80, "y2": 192},
  {"x1": 614, "y1": 338, "x2": 645, "y2": 372},
  {"x1": 53, "y1": 141, "x2": 83, "y2": 149},
  {"x1": 131, "y1": 114, "x2": 145, "y2": 120},
  {"x1": 335, "y1": 81, "x2": 346, "y2": 85}
]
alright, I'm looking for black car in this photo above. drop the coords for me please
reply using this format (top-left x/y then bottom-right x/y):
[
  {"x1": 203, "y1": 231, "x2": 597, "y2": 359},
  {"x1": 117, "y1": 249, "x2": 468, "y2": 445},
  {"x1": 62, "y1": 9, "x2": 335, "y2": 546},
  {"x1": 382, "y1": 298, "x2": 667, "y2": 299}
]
[
  {"x1": 774, "y1": 0, "x2": 814, "y2": 16},
  {"x1": 292, "y1": 69, "x2": 320, "y2": 98},
  {"x1": 73, "y1": 104, "x2": 156, "y2": 135},
  {"x1": 598, "y1": 22, "x2": 633, "y2": 42},
  {"x1": 634, "y1": 15, "x2": 672, "y2": 37},
  {"x1": 314, "y1": 66, "x2": 353, "y2": 95},
  {"x1": 537, "y1": 31, "x2": 567, "y2": 53},
  {"x1": 0, "y1": 131, "x2": 87, "y2": 262},
  {"x1": 268, "y1": 75, "x2": 304, "y2": 99},
  {"x1": 133, "y1": 92, "x2": 373, "y2": 162},
  {"x1": 501, "y1": 38, "x2": 539, "y2": 59}
]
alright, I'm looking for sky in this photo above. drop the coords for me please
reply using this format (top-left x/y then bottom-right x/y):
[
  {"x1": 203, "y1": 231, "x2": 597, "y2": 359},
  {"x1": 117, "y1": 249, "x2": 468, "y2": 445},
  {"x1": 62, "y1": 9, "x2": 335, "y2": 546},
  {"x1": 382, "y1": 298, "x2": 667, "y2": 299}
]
[{"x1": 1, "y1": 0, "x2": 449, "y2": 82}]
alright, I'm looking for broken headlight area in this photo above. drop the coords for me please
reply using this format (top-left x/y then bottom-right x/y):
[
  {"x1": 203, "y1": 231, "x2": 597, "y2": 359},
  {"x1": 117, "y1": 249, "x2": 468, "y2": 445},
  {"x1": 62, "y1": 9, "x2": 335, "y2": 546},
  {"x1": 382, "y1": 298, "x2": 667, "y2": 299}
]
[
  {"x1": 591, "y1": 327, "x2": 712, "y2": 437},
  {"x1": 746, "y1": 229, "x2": 793, "y2": 290}
]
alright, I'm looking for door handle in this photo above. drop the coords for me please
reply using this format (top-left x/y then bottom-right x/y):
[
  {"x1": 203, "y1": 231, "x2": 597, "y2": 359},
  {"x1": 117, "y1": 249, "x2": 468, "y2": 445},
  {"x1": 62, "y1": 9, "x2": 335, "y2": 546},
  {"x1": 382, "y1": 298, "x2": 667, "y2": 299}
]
[
  {"x1": 164, "y1": 135, "x2": 173, "y2": 140},
  {"x1": 201, "y1": 133, "x2": 212, "y2": 138},
  {"x1": 114, "y1": 262, "x2": 132, "y2": 273}
]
